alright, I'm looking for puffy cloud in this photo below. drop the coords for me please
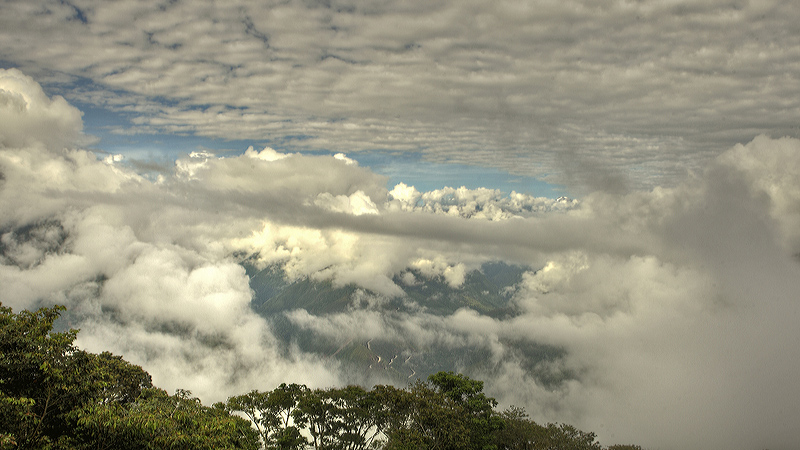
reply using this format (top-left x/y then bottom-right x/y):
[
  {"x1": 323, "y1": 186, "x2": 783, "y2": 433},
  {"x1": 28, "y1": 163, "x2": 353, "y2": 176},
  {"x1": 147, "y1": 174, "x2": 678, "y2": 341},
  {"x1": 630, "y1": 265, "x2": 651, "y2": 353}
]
[
  {"x1": 313, "y1": 190, "x2": 380, "y2": 216},
  {"x1": 715, "y1": 135, "x2": 800, "y2": 251},
  {"x1": 0, "y1": 220, "x2": 66, "y2": 269},
  {"x1": 0, "y1": 70, "x2": 348, "y2": 401},
  {"x1": 387, "y1": 183, "x2": 422, "y2": 211},
  {"x1": 0, "y1": 68, "x2": 84, "y2": 150},
  {"x1": 173, "y1": 146, "x2": 387, "y2": 203},
  {"x1": 3, "y1": 71, "x2": 800, "y2": 450},
  {"x1": 492, "y1": 252, "x2": 800, "y2": 450},
  {"x1": 388, "y1": 182, "x2": 578, "y2": 219},
  {"x1": 474, "y1": 143, "x2": 800, "y2": 449},
  {"x1": 233, "y1": 223, "x2": 407, "y2": 297},
  {"x1": 411, "y1": 256, "x2": 467, "y2": 289},
  {"x1": 275, "y1": 133, "x2": 800, "y2": 450}
]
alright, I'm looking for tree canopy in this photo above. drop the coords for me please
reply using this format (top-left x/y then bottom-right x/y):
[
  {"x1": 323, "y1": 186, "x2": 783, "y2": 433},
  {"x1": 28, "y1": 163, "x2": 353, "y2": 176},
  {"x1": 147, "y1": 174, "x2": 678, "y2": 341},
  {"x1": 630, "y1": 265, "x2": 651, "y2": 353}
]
[
  {"x1": 0, "y1": 303, "x2": 259, "y2": 450},
  {"x1": 1, "y1": 303, "x2": 642, "y2": 450}
]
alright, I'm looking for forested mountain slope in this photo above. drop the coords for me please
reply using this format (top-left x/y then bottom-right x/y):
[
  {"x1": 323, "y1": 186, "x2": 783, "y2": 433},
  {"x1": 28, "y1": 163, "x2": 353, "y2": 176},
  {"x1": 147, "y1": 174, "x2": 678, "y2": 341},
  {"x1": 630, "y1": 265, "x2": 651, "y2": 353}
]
[{"x1": 1, "y1": 303, "x2": 643, "y2": 450}]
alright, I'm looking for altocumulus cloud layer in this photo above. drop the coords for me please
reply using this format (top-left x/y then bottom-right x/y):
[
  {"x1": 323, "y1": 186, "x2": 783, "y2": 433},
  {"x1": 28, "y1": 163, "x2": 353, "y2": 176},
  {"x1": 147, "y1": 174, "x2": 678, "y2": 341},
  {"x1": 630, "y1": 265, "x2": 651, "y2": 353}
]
[
  {"x1": 3, "y1": 0, "x2": 800, "y2": 191},
  {"x1": 3, "y1": 69, "x2": 800, "y2": 450}
]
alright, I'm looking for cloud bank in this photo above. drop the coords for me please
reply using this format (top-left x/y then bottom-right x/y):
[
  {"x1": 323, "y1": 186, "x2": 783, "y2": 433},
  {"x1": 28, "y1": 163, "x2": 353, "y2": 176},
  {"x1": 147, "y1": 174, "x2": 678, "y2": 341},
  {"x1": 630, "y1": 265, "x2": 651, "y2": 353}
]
[
  {"x1": 3, "y1": 69, "x2": 800, "y2": 449},
  {"x1": 3, "y1": 0, "x2": 800, "y2": 191}
]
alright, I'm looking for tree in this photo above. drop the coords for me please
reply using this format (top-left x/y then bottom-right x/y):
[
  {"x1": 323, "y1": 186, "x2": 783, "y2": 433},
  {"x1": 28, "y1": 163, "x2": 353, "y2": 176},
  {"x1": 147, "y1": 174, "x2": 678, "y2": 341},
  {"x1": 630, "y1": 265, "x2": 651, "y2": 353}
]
[
  {"x1": 325, "y1": 385, "x2": 385, "y2": 450},
  {"x1": 494, "y1": 406, "x2": 547, "y2": 450},
  {"x1": 224, "y1": 389, "x2": 272, "y2": 446},
  {"x1": 294, "y1": 387, "x2": 338, "y2": 450},
  {"x1": 223, "y1": 383, "x2": 308, "y2": 450},
  {"x1": 427, "y1": 371, "x2": 505, "y2": 450},
  {"x1": 370, "y1": 384, "x2": 415, "y2": 447},
  {"x1": 293, "y1": 386, "x2": 380, "y2": 450},
  {"x1": 381, "y1": 378, "x2": 470, "y2": 450},
  {"x1": 0, "y1": 303, "x2": 98, "y2": 448},
  {"x1": 539, "y1": 423, "x2": 602, "y2": 450},
  {"x1": 493, "y1": 406, "x2": 603, "y2": 450},
  {"x1": 267, "y1": 383, "x2": 308, "y2": 450},
  {"x1": 68, "y1": 387, "x2": 260, "y2": 450},
  {"x1": 0, "y1": 303, "x2": 258, "y2": 450}
]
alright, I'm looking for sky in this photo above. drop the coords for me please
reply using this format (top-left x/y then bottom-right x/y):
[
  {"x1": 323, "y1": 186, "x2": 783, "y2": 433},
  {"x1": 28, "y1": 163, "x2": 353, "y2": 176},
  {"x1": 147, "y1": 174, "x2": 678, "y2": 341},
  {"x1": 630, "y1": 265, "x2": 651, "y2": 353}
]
[{"x1": 1, "y1": 1, "x2": 800, "y2": 449}]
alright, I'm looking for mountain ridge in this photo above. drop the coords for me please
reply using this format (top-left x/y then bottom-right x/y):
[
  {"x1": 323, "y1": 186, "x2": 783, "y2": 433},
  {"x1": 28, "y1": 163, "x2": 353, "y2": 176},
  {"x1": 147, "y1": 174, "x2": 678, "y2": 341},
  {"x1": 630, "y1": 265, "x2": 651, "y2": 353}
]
[{"x1": 242, "y1": 260, "x2": 570, "y2": 388}]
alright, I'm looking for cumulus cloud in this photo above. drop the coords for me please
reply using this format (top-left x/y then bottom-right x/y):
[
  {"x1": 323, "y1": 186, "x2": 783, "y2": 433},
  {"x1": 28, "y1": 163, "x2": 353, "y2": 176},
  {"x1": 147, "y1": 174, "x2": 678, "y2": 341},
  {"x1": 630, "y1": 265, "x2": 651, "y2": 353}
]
[
  {"x1": 3, "y1": 70, "x2": 800, "y2": 450},
  {"x1": 0, "y1": 69, "x2": 347, "y2": 400},
  {"x1": 715, "y1": 135, "x2": 800, "y2": 251},
  {"x1": 468, "y1": 146, "x2": 800, "y2": 449},
  {"x1": 313, "y1": 191, "x2": 380, "y2": 216},
  {"x1": 0, "y1": 68, "x2": 84, "y2": 150},
  {"x1": 411, "y1": 256, "x2": 467, "y2": 289},
  {"x1": 388, "y1": 183, "x2": 577, "y2": 219},
  {"x1": 240, "y1": 135, "x2": 800, "y2": 450}
]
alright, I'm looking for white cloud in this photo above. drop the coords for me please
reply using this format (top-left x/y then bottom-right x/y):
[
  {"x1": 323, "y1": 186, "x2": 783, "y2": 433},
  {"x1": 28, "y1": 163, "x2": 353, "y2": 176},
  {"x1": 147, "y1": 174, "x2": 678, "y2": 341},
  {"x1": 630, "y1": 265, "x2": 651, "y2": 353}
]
[
  {"x1": 313, "y1": 190, "x2": 380, "y2": 216},
  {"x1": 412, "y1": 256, "x2": 467, "y2": 288},
  {"x1": 388, "y1": 182, "x2": 578, "y2": 219},
  {"x1": 715, "y1": 135, "x2": 800, "y2": 251},
  {"x1": 387, "y1": 182, "x2": 422, "y2": 211},
  {"x1": 0, "y1": 68, "x2": 84, "y2": 150},
  {"x1": 3, "y1": 70, "x2": 800, "y2": 450},
  {"x1": 333, "y1": 153, "x2": 358, "y2": 166},
  {"x1": 245, "y1": 146, "x2": 291, "y2": 162},
  {"x1": 0, "y1": 69, "x2": 349, "y2": 402},
  {"x1": 3, "y1": 1, "x2": 800, "y2": 190},
  {"x1": 273, "y1": 132, "x2": 800, "y2": 449}
]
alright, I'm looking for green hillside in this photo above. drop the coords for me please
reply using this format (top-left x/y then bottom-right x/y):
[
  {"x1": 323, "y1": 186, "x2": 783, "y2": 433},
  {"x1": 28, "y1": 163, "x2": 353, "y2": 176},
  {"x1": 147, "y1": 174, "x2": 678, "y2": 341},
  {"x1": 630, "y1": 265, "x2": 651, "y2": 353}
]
[{"x1": 242, "y1": 260, "x2": 569, "y2": 388}]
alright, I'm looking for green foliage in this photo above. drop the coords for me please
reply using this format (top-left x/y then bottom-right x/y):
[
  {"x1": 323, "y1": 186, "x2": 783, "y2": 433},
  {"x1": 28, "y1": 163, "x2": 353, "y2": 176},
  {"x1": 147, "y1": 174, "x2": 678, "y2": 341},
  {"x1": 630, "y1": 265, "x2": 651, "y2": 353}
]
[
  {"x1": 539, "y1": 423, "x2": 602, "y2": 450},
  {"x1": 495, "y1": 406, "x2": 537, "y2": 450},
  {"x1": 321, "y1": 385, "x2": 384, "y2": 450},
  {"x1": 495, "y1": 406, "x2": 603, "y2": 450},
  {"x1": 222, "y1": 370, "x2": 613, "y2": 450},
  {"x1": 372, "y1": 372, "x2": 504, "y2": 450},
  {"x1": 67, "y1": 388, "x2": 260, "y2": 450},
  {"x1": 370, "y1": 384, "x2": 415, "y2": 443},
  {"x1": 398, "y1": 379, "x2": 470, "y2": 450},
  {"x1": 0, "y1": 304, "x2": 258, "y2": 450},
  {"x1": 224, "y1": 383, "x2": 308, "y2": 450},
  {"x1": 1, "y1": 303, "x2": 638, "y2": 450},
  {"x1": 0, "y1": 303, "x2": 93, "y2": 448},
  {"x1": 293, "y1": 385, "x2": 386, "y2": 450}
]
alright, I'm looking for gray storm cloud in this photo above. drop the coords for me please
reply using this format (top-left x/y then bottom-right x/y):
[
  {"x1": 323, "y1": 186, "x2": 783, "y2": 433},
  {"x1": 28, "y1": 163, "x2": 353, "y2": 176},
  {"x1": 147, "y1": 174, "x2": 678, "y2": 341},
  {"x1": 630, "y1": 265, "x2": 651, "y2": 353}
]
[{"x1": 3, "y1": 69, "x2": 800, "y2": 450}]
